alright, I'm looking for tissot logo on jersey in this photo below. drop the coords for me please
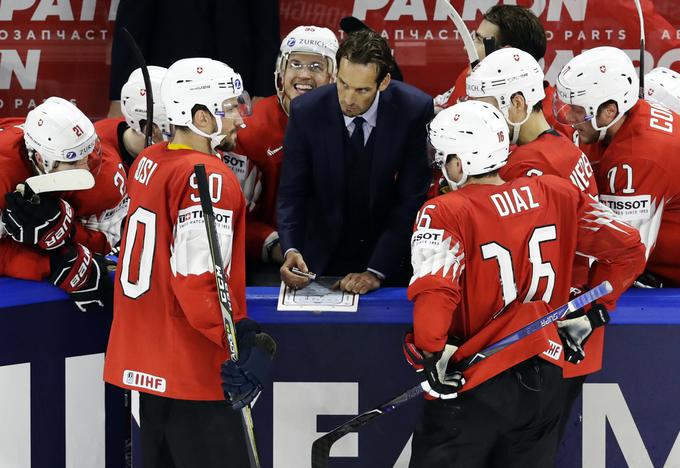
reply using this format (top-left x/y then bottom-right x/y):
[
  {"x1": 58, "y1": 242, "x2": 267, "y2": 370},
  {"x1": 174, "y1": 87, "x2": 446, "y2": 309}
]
[
  {"x1": 123, "y1": 370, "x2": 166, "y2": 393},
  {"x1": 176, "y1": 206, "x2": 233, "y2": 231},
  {"x1": 411, "y1": 228, "x2": 445, "y2": 248},
  {"x1": 599, "y1": 195, "x2": 652, "y2": 221}
]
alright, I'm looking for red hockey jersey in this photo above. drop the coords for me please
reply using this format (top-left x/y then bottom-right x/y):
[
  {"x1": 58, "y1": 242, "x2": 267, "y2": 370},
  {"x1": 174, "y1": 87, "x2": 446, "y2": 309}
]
[
  {"x1": 104, "y1": 142, "x2": 247, "y2": 400},
  {"x1": 501, "y1": 129, "x2": 598, "y2": 198},
  {"x1": 594, "y1": 99, "x2": 680, "y2": 286},
  {"x1": 0, "y1": 122, "x2": 127, "y2": 280},
  {"x1": 408, "y1": 176, "x2": 644, "y2": 388},
  {"x1": 233, "y1": 95, "x2": 288, "y2": 260},
  {"x1": 94, "y1": 117, "x2": 126, "y2": 160}
]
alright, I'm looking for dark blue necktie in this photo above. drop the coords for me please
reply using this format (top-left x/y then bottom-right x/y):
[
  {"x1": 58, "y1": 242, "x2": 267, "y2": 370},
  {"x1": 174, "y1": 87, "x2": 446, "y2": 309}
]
[{"x1": 350, "y1": 116, "x2": 366, "y2": 154}]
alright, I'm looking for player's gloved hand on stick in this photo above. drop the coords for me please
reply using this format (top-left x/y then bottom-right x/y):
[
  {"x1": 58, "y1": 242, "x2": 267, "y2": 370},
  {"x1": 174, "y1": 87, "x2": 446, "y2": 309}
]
[
  {"x1": 49, "y1": 243, "x2": 114, "y2": 312},
  {"x1": 402, "y1": 331, "x2": 465, "y2": 399},
  {"x1": 221, "y1": 319, "x2": 276, "y2": 410},
  {"x1": 557, "y1": 303, "x2": 610, "y2": 364},
  {"x1": 2, "y1": 190, "x2": 75, "y2": 250}
]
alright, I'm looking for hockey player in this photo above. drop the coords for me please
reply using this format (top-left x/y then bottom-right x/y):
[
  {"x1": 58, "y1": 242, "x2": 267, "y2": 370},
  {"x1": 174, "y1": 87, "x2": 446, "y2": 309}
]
[
  {"x1": 466, "y1": 48, "x2": 597, "y2": 197},
  {"x1": 554, "y1": 47, "x2": 680, "y2": 287},
  {"x1": 645, "y1": 67, "x2": 680, "y2": 115},
  {"x1": 403, "y1": 101, "x2": 645, "y2": 467},
  {"x1": 0, "y1": 97, "x2": 127, "y2": 311},
  {"x1": 104, "y1": 58, "x2": 275, "y2": 468},
  {"x1": 232, "y1": 25, "x2": 338, "y2": 264},
  {"x1": 95, "y1": 66, "x2": 170, "y2": 173}
]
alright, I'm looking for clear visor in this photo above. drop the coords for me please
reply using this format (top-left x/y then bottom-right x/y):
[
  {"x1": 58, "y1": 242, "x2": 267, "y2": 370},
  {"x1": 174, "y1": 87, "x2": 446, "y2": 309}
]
[
  {"x1": 217, "y1": 92, "x2": 253, "y2": 120},
  {"x1": 552, "y1": 95, "x2": 593, "y2": 126},
  {"x1": 51, "y1": 138, "x2": 102, "y2": 176}
]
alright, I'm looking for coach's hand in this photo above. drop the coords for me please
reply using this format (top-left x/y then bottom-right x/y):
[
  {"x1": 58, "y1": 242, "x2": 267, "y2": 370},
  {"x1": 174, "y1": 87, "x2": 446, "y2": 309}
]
[
  {"x1": 280, "y1": 250, "x2": 311, "y2": 289},
  {"x1": 333, "y1": 271, "x2": 381, "y2": 294}
]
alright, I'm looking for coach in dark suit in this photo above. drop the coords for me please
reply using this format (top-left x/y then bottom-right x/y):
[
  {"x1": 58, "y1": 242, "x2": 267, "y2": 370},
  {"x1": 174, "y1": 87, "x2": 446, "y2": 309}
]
[{"x1": 278, "y1": 29, "x2": 433, "y2": 294}]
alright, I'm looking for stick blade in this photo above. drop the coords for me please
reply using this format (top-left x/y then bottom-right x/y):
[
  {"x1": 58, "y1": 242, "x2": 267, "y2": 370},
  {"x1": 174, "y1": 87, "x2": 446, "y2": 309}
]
[
  {"x1": 311, "y1": 409, "x2": 384, "y2": 468},
  {"x1": 25, "y1": 169, "x2": 95, "y2": 194}
]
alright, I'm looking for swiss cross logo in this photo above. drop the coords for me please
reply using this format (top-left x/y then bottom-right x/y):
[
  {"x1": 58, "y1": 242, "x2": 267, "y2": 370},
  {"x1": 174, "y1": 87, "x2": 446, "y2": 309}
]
[
  {"x1": 197, "y1": 67, "x2": 203, "y2": 74},
  {"x1": 37, "y1": 119, "x2": 43, "y2": 126},
  {"x1": 497, "y1": 131, "x2": 505, "y2": 142},
  {"x1": 600, "y1": 65, "x2": 607, "y2": 73},
  {"x1": 72, "y1": 125, "x2": 83, "y2": 137},
  {"x1": 648, "y1": 88, "x2": 654, "y2": 96},
  {"x1": 453, "y1": 114, "x2": 460, "y2": 121},
  {"x1": 140, "y1": 89, "x2": 146, "y2": 96},
  {"x1": 513, "y1": 54, "x2": 520, "y2": 61}
]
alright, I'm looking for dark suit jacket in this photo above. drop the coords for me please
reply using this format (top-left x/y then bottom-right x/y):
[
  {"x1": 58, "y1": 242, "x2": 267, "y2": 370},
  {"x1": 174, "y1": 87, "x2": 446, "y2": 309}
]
[{"x1": 278, "y1": 80, "x2": 434, "y2": 280}]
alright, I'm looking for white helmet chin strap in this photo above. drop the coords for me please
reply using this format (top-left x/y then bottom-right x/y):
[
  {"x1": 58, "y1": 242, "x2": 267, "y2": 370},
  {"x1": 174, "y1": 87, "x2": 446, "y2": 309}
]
[
  {"x1": 590, "y1": 110, "x2": 625, "y2": 142},
  {"x1": 499, "y1": 101, "x2": 532, "y2": 145},
  {"x1": 441, "y1": 165, "x2": 465, "y2": 190},
  {"x1": 187, "y1": 114, "x2": 224, "y2": 153}
]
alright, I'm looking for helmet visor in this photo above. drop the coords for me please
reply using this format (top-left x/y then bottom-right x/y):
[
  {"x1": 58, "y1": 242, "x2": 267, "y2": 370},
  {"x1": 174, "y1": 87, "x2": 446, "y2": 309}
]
[
  {"x1": 219, "y1": 92, "x2": 253, "y2": 120},
  {"x1": 552, "y1": 95, "x2": 593, "y2": 126}
]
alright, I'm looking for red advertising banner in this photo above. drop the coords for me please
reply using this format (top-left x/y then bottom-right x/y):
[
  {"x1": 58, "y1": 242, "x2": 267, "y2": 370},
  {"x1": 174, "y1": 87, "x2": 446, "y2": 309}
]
[
  {"x1": 1, "y1": 0, "x2": 680, "y2": 119},
  {"x1": 0, "y1": 0, "x2": 117, "y2": 118}
]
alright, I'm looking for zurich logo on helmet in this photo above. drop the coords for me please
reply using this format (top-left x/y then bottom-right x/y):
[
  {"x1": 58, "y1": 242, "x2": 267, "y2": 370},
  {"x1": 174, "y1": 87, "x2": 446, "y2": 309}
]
[
  {"x1": 287, "y1": 37, "x2": 296, "y2": 47},
  {"x1": 234, "y1": 78, "x2": 242, "y2": 90},
  {"x1": 65, "y1": 151, "x2": 77, "y2": 160}
]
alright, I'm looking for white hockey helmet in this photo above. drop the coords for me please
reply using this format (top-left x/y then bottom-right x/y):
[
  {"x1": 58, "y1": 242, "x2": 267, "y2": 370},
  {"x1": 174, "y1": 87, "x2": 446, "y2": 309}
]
[
  {"x1": 161, "y1": 57, "x2": 252, "y2": 151},
  {"x1": 554, "y1": 46, "x2": 638, "y2": 141},
  {"x1": 428, "y1": 100, "x2": 509, "y2": 188},
  {"x1": 23, "y1": 97, "x2": 100, "y2": 174},
  {"x1": 120, "y1": 65, "x2": 171, "y2": 139},
  {"x1": 466, "y1": 48, "x2": 545, "y2": 144},
  {"x1": 275, "y1": 26, "x2": 339, "y2": 103},
  {"x1": 644, "y1": 67, "x2": 680, "y2": 115}
]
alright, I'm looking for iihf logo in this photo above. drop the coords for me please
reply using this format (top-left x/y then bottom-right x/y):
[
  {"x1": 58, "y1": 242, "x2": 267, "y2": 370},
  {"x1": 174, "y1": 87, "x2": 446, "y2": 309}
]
[{"x1": 287, "y1": 37, "x2": 296, "y2": 47}]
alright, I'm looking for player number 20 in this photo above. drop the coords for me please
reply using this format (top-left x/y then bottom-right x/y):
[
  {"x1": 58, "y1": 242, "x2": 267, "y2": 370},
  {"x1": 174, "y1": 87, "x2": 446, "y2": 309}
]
[{"x1": 481, "y1": 225, "x2": 557, "y2": 306}]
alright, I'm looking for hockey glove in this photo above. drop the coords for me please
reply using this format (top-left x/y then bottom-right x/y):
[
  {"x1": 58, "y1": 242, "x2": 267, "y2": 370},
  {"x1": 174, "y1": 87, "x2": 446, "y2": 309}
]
[
  {"x1": 402, "y1": 331, "x2": 465, "y2": 399},
  {"x1": 3, "y1": 190, "x2": 75, "y2": 250},
  {"x1": 557, "y1": 303, "x2": 610, "y2": 364},
  {"x1": 49, "y1": 243, "x2": 113, "y2": 312},
  {"x1": 221, "y1": 319, "x2": 276, "y2": 410}
]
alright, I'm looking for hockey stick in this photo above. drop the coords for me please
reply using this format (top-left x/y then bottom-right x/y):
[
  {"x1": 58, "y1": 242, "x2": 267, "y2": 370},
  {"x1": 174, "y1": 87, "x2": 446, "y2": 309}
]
[
  {"x1": 441, "y1": 0, "x2": 480, "y2": 68},
  {"x1": 120, "y1": 27, "x2": 154, "y2": 147},
  {"x1": 24, "y1": 169, "x2": 94, "y2": 195},
  {"x1": 194, "y1": 164, "x2": 261, "y2": 468},
  {"x1": 633, "y1": 0, "x2": 645, "y2": 98},
  {"x1": 310, "y1": 281, "x2": 612, "y2": 468},
  {"x1": 118, "y1": 27, "x2": 153, "y2": 467}
]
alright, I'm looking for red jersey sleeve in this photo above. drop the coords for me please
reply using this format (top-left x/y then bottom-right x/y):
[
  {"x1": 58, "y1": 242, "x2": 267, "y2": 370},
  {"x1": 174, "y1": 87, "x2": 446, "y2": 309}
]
[
  {"x1": 407, "y1": 199, "x2": 465, "y2": 353},
  {"x1": 0, "y1": 239, "x2": 50, "y2": 280},
  {"x1": 168, "y1": 162, "x2": 247, "y2": 353},
  {"x1": 575, "y1": 193, "x2": 646, "y2": 309}
]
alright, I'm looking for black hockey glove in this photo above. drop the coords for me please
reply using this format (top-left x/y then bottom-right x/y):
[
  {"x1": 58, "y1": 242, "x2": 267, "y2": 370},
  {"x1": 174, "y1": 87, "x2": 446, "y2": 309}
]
[
  {"x1": 49, "y1": 243, "x2": 114, "y2": 312},
  {"x1": 3, "y1": 190, "x2": 75, "y2": 250},
  {"x1": 221, "y1": 319, "x2": 276, "y2": 410},
  {"x1": 557, "y1": 303, "x2": 610, "y2": 364},
  {"x1": 402, "y1": 331, "x2": 465, "y2": 399}
]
